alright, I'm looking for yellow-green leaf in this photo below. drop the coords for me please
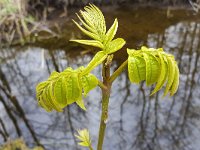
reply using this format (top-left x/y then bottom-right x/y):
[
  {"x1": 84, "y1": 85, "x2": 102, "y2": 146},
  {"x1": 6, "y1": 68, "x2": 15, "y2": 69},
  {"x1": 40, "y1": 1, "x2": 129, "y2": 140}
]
[
  {"x1": 105, "y1": 38, "x2": 126, "y2": 54},
  {"x1": 54, "y1": 78, "x2": 66, "y2": 105},
  {"x1": 151, "y1": 52, "x2": 168, "y2": 95},
  {"x1": 45, "y1": 85, "x2": 58, "y2": 111},
  {"x1": 70, "y1": 40, "x2": 104, "y2": 49},
  {"x1": 127, "y1": 49, "x2": 145, "y2": 83},
  {"x1": 72, "y1": 20, "x2": 101, "y2": 41},
  {"x1": 73, "y1": 4, "x2": 106, "y2": 42},
  {"x1": 72, "y1": 4, "x2": 125, "y2": 53},
  {"x1": 36, "y1": 67, "x2": 98, "y2": 112},
  {"x1": 105, "y1": 18, "x2": 118, "y2": 44},
  {"x1": 83, "y1": 51, "x2": 107, "y2": 75},
  {"x1": 170, "y1": 63, "x2": 179, "y2": 96},
  {"x1": 76, "y1": 99, "x2": 86, "y2": 111},
  {"x1": 36, "y1": 82, "x2": 52, "y2": 112},
  {"x1": 38, "y1": 98, "x2": 51, "y2": 112},
  {"x1": 127, "y1": 47, "x2": 179, "y2": 96},
  {"x1": 48, "y1": 83, "x2": 63, "y2": 111},
  {"x1": 143, "y1": 53, "x2": 151, "y2": 86},
  {"x1": 76, "y1": 13, "x2": 96, "y2": 34},
  {"x1": 81, "y1": 73, "x2": 98, "y2": 96},
  {"x1": 128, "y1": 56, "x2": 141, "y2": 83},
  {"x1": 143, "y1": 53, "x2": 160, "y2": 86},
  {"x1": 41, "y1": 88, "x2": 52, "y2": 112},
  {"x1": 36, "y1": 82, "x2": 47, "y2": 100},
  {"x1": 163, "y1": 56, "x2": 176, "y2": 96},
  {"x1": 66, "y1": 73, "x2": 82, "y2": 105},
  {"x1": 75, "y1": 129, "x2": 92, "y2": 148}
]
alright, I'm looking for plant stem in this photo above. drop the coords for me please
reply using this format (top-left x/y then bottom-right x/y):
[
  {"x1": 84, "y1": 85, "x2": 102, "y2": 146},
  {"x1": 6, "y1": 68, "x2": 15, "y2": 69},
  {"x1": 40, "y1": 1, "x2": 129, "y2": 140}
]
[
  {"x1": 89, "y1": 145, "x2": 93, "y2": 150},
  {"x1": 109, "y1": 60, "x2": 128, "y2": 83},
  {"x1": 98, "y1": 80, "x2": 107, "y2": 90},
  {"x1": 97, "y1": 57, "x2": 112, "y2": 150}
]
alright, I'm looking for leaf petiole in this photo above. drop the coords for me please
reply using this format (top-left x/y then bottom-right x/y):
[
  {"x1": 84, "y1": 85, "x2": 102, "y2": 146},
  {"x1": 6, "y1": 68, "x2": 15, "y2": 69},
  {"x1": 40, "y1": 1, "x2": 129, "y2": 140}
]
[
  {"x1": 98, "y1": 80, "x2": 107, "y2": 90},
  {"x1": 109, "y1": 59, "x2": 128, "y2": 83}
]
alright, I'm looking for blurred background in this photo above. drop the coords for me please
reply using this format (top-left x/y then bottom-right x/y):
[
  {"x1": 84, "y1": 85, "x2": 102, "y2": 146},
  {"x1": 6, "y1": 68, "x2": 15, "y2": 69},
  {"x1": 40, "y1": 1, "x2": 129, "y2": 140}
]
[{"x1": 0, "y1": 0, "x2": 200, "y2": 150}]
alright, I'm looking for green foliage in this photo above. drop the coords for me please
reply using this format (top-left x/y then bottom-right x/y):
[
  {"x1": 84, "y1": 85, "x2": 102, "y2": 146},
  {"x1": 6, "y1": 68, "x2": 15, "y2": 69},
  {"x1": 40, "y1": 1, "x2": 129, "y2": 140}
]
[
  {"x1": 35, "y1": 4, "x2": 180, "y2": 150},
  {"x1": 83, "y1": 51, "x2": 108, "y2": 74},
  {"x1": 71, "y1": 4, "x2": 126, "y2": 61},
  {"x1": 70, "y1": 3, "x2": 126, "y2": 80},
  {"x1": 36, "y1": 67, "x2": 98, "y2": 112},
  {"x1": 36, "y1": 4, "x2": 180, "y2": 112},
  {"x1": 75, "y1": 129, "x2": 93, "y2": 149},
  {"x1": 127, "y1": 46, "x2": 179, "y2": 96}
]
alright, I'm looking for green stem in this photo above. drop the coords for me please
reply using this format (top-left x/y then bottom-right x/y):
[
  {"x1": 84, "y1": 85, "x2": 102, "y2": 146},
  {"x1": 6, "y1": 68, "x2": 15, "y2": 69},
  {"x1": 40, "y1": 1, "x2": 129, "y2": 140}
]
[
  {"x1": 89, "y1": 145, "x2": 93, "y2": 150},
  {"x1": 109, "y1": 60, "x2": 128, "y2": 83},
  {"x1": 97, "y1": 57, "x2": 112, "y2": 150},
  {"x1": 98, "y1": 80, "x2": 107, "y2": 90}
]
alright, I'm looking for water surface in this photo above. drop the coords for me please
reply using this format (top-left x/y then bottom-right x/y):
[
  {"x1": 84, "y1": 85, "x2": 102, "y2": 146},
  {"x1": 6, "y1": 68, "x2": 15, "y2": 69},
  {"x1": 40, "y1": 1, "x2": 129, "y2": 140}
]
[{"x1": 0, "y1": 6, "x2": 200, "y2": 150}]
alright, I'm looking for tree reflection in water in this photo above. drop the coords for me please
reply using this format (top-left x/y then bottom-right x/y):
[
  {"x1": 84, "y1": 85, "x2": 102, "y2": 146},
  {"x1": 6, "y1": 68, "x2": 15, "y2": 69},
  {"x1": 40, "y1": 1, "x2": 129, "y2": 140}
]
[{"x1": 0, "y1": 8, "x2": 200, "y2": 150}]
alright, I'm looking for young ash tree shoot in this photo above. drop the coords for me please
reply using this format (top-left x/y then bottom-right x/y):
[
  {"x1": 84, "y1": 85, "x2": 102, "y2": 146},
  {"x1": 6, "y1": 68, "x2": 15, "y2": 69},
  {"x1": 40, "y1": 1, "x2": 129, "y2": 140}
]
[{"x1": 36, "y1": 4, "x2": 179, "y2": 150}]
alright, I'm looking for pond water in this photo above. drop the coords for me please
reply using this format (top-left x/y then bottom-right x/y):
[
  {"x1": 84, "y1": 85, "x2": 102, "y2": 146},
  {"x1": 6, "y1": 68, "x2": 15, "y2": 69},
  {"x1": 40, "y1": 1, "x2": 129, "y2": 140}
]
[{"x1": 0, "y1": 6, "x2": 200, "y2": 150}]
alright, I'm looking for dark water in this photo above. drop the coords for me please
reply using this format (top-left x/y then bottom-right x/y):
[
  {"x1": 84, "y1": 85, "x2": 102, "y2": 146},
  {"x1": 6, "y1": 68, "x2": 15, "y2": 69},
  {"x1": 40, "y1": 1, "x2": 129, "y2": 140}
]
[{"x1": 0, "y1": 6, "x2": 200, "y2": 150}]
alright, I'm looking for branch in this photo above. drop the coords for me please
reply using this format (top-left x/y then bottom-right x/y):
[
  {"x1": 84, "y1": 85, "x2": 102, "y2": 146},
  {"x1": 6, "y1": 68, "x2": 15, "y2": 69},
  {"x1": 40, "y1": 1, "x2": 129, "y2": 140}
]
[
  {"x1": 98, "y1": 80, "x2": 107, "y2": 90},
  {"x1": 109, "y1": 60, "x2": 128, "y2": 83},
  {"x1": 97, "y1": 57, "x2": 112, "y2": 150}
]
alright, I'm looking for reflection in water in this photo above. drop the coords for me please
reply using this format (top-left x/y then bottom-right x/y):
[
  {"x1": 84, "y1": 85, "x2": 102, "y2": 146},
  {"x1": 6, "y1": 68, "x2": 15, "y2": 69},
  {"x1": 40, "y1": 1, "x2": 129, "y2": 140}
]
[{"x1": 0, "y1": 7, "x2": 200, "y2": 150}]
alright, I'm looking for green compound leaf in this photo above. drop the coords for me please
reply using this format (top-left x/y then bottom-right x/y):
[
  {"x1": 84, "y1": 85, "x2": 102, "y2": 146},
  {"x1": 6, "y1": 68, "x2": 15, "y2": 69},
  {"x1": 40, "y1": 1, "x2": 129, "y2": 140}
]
[
  {"x1": 71, "y1": 4, "x2": 125, "y2": 56},
  {"x1": 72, "y1": 20, "x2": 101, "y2": 41},
  {"x1": 36, "y1": 72, "x2": 63, "y2": 112},
  {"x1": 71, "y1": 4, "x2": 126, "y2": 75},
  {"x1": 72, "y1": 4, "x2": 106, "y2": 42},
  {"x1": 36, "y1": 67, "x2": 98, "y2": 112},
  {"x1": 127, "y1": 46, "x2": 179, "y2": 96}
]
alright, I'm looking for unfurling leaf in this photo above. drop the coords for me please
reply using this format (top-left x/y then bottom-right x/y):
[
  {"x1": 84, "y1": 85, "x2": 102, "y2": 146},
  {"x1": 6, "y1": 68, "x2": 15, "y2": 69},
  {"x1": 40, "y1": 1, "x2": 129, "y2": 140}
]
[
  {"x1": 169, "y1": 63, "x2": 179, "y2": 96},
  {"x1": 36, "y1": 67, "x2": 98, "y2": 112},
  {"x1": 83, "y1": 51, "x2": 107, "y2": 75},
  {"x1": 72, "y1": 20, "x2": 102, "y2": 41},
  {"x1": 81, "y1": 73, "x2": 98, "y2": 96},
  {"x1": 70, "y1": 40, "x2": 104, "y2": 49},
  {"x1": 105, "y1": 38, "x2": 126, "y2": 54},
  {"x1": 105, "y1": 18, "x2": 118, "y2": 44},
  {"x1": 127, "y1": 49, "x2": 146, "y2": 83},
  {"x1": 127, "y1": 46, "x2": 179, "y2": 96},
  {"x1": 150, "y1": 52, "x2": 168, "y2": 95},
  {"x1": 71, "y1": 4, "x2": 126, "y2": 56},
  {"x1": 163, "y1": 56, "x2": 175, "y2": 96},
  {"x1": 75, "y1": 129, "x2": 92, "y2": 148},
  {"x1": 72, "y1": 4, "x2": 106, "y2": 42}
]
